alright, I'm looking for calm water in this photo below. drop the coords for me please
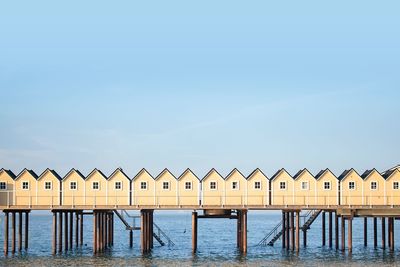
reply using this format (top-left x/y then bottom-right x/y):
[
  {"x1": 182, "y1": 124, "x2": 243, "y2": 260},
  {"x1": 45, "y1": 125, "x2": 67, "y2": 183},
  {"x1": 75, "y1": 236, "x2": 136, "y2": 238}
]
[{"x1": 0, "y1": 211, "x2": 399, "y2": 266}]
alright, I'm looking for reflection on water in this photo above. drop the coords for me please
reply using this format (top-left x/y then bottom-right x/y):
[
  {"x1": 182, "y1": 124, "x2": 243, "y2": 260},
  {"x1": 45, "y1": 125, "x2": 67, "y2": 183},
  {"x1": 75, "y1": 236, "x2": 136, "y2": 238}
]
[{"x1": 0, "y1": 211, "x2": 399, "y2": 266}]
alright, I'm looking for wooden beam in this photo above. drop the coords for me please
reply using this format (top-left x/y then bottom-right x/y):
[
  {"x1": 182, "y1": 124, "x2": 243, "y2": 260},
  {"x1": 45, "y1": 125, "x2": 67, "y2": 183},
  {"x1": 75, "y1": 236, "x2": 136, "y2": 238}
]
[
  {"x1": 374, "y1": 217, "x2": 377, "y2": 248},
  {"x1": 18, "y1": 211, "x2": 22, "y2": 251},
  {"x1": 64, "y1": 211, "x2": 68, "y2": 251},
  {"x1": 75, "y1": 212, "x2": 79, "y2": 247},
  {"x1": 291, "y1": 211, "x2": 295, "y2": 251},
  {"x1": 382, "y1": 217, "x2": 386, "y2": 249},
  {"x1": 24, "y1": 212, "x2": 29, "y2": 250},
  {"x1": 52, "y1": 212, "x2": 57, "y2": 255},
  {"x1": 80, "y1": 212, "x2": 83, "y2": 246},
  {"x1": 348, "y1": 216, "x2": 352, "y2": 253},
  {"x1": 93, "y1": 212, "x2": 97, "y2": 254},
  {"x1": 341, "y1": 216, "x2": 345, "y2": 251},
  {"x1": 322, "y1": 211, "x2": 326, "y2": 246},
  {"x1": 69, "y1": 212, "x2": 73, "y2": 250},
  {"x1": 58, "y1": 211, "x2": 62, "y2": 253},
  {"x1": 282, "y1": 211, "x2": 286, "y2": 248},
  {"x1": 296, "y1": 210, "x2": 300, "y2": 252},
  {"x1": 335, "y1": 212, "x2": 339, "y2": 250},
  {"x1": 286, "y1": 211, "x2": 290, "y2": 250},
  {"x1": 364, "y1": 217, "x2": 367, "y2": 246},
  {"x1": 242, "y1": 210, "x2": 247, "y2": 254},
  {"x1": 328, "y1": 212, "x2": 332, "y2": 248},
  {"x1": 192, "y1": 211, "x2": 197, "y2": 253},
  {"x1": 11, "y1": 212, "x2": 15, "y2": 254},
  {"x1": 4, "y1": 212, "x2": 9, "y2": 255}
]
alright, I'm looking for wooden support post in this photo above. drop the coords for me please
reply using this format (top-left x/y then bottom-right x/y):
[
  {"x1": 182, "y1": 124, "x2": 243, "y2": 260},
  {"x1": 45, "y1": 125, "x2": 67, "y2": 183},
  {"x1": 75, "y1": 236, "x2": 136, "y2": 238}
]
[
  {"x1": 335, "y1": 212, "x2": 339, "y2": 250},
  {"x1": 364, "y1": 217, "x2": 367, "y2": 247},
  {"x1": 24, "y1": 212, "x2": 28, "y2": 250},
  {"x1": 390, "y1": 217, "x2": 395, "y2": 251},
  {"x1": 388, "y1": 217, "x2": 392, "y2": 249},
  {"x1": 140, "y1": 210, "x2": 145, "y2": 253},
  {"x1": 322, "y1": 211, "x2": 326, "y2": 246},
  {"x1": 129, "y1": 230, "x2": 133, "y2": 248},
  {"x1": 291, "y1": 211, "x2": 295, "y2": 251},
  {"x1": 242, "y1": 210, "x2": 247, "y2": 254},
  {"x1": 328, "y1": 212, "x2": 332, "y2": 248},
  {"x1": 111, "y1": 213, "x2": 114, "y2": 246},
  {"x1": 192, "y1": 211, "x2": 198, "y2": 253},
  {"x1": 58, "y1": 211, "x2": 63, "y2": 253},
  {"x1": 341, "y1": 216, "x2": 345, "y2": 251},
  {"x1": 296, "y1": 210, "x2": 300, "y2": 252},
  {"x1": 103, "y1": 213, "x2": 107, "y2": 249},
  {"x1": 282, "y1": 211, "x2": 285, "y2": 249},
  {"x1": 18, "y1": 211, "x2": 22, "y2": 252},
  {"x1": 348, "y1": 216, "x2": 352, "y2": 253},
  {"x1": 100, "y1": 212, "x2": 103, "y2": 252},
  {"x1": 237, "y1": 210, "x2": 241, "y2": 248},
  {"x1": 4, "y1": 212, "x2": 9, "y2": 255},
  {"x1": 374, "y1": 217, "x2": 377, "y2": 248},
  {"x1": 80, "y1": 212, "x2": 83, "y2": 246},
  {"x1": 382, "y1": 217, "x2": 386, "y2": 249},
  {"x1": 303, "y1": 229, "x2": 307, "y2": 247},
  {"x1": 69, "y1": 212, "x2": 73, "y2": 250},
  {"x1": 93, "y1": 212, "x2": 97, "y2": 254},
  {"x1": 52, "y1": 212, "x2": 57, "y2": 255},
  {"x1": 149, "y1": 211, "x2": 153, "y2": 249},
  {"x1": 286, "y1": 211, "x2": 290, "y2": 250},
  {"x1": 64, "y1": 212, "x2": 68, "y2": 251},
  {"x1": 11, "y1": 212, "x2": 15, "y2": 254},
  {"x1": 75, "y1": 212, "x2": 79, "y2": 248}
]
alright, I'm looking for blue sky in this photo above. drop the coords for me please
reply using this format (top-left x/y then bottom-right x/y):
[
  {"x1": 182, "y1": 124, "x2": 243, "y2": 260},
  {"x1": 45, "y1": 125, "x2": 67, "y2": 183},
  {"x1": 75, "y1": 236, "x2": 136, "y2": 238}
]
[{"x1": 0, "y1": 1, "x2": 399, "y2": 178}]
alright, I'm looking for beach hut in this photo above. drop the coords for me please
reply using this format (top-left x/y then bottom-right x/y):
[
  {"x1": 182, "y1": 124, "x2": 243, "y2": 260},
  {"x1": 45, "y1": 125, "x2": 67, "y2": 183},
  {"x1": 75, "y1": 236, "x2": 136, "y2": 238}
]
[
  {"x1": 62, "y1": 168, "x2": 86, "y2": 206},
  {"x1": 339, "y1": 169, "x2": 364, "y2": 206},
  {"x1": 270, "y1": 168, "x2": 294, "y2": 205},
  {"x1": 293, "y1": 169, "x2": 317, "y2": 206},
  {"x1": 177, "y1": 168, "x2": 200, "y2": 206},
  {"x1": 132, "y1": 168, "x2": 156, "y2": 206},
  {"x1": 155, "y1": 168, "x2": 178, "y2": 206},
  {"x1": 246, "y1": 168, "x2": 269, "y2": 206},
  {"x1": 382, "y1": 168, "x2": 400, "y2": 206},
  {"x1": 361, "y1": 169, "x2": 386, "y2": 206},
  {"x1": 14, "y1": 169, "x2": 38, "y2": 206},
  {"x1": 36, "y1": 168, "x2": 62, "y2": 206},
  {"x1": 314, "y1": 169, "x2": 339, "y2": 206},
  {"x1": 224, "y1": 168, "x2": 247, "y2": 206},
  {"x1": 85, "y1": 168, "x2": 108, "y2": 206},
  {"x1": 107, "y1": 168, "x2": 131, "y2": 206},
  {"x1": 201, "y1": 168, "x2": 225, "y2": 206},
  {"x1": 0, "y1": 169, "x2": 16, "y2": 206}
]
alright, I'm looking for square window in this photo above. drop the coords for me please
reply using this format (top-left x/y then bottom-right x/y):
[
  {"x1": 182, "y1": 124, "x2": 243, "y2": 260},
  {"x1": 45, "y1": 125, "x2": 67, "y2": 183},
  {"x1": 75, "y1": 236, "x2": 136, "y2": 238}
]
[
  {"x1": 140, "y1": 181, "x2": 147, "y2": 190},
  {"x1": 279, "y1": 181, "x2": 286, "y2": 190},
  {"x1": 210, "y1": 181, "x2": 217, "y2": 190},
  {"x1": 393, "y1": 182, "x2": 399, "y2": 190},
  {"x1": 370, "y1": 181, "x2": 377, "y2": 190},
  {"x1": 115, "y1": 181, "x2": 122, "y2": 190},
  {"x1": 185, "y1": 182, "x2": 192, "y2": 190},
  {"x1": 45, "y1": 181, "x2": 52, "y2": 190},
  {"x1": 70, "y1": 181, "x2": 77, "y2": 190},
  {"x1": 232, "y1": 181, "x2": 239, "y2": 190},
  {"x1": 348, "y1": 181, "x2": 355, "y2": 190},
  {"x1": 0, "y1": 182, "x2": 6, "y2": 190},
  {"x1": 163, "y1": 181, "x2": 170, "y2": 190},
  {"x1": 254, "y1": 181, "x2": 261, "y2": 190},
  {"x1": 22, "y1": 181, "x2": 29, "y2": 190},
  {"x1": 92, "y1": 181, "x2": 99, "y2": 190},
  {"x1": 324, "y1": 181, "x2": 331, "y2": 190},
  {"x1": 301, "y1": 181, "x2": 309, "y2": 190}
]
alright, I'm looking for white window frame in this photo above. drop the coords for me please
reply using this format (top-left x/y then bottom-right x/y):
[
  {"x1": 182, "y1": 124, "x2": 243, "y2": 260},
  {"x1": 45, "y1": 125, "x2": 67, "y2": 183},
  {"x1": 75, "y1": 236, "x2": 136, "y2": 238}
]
[
  {"x1": 254, "y1": 181, "x2": 261, "y2": 190},
  {"x1": 323, "y1": 181, "x2": 331, "y2": 190},
  {"x1": 348, "y1": 181, "x2": 356, "y2": 190},
  {"x1": 162, "y1": 181, "x2": 170, "y2": 191},
  {"x1": 44, "y1": 181, "x2": 52, "y2": 190},
  {"x1": 301, "y1": 181, "x2": 309, "y2": 190},
  {"x1": 22, "y1": 181, "x2": 29, "y2": 190},
  {"x1": 70, "y1": 181, "x2": 77, "y2": 190},
  {"x1": 393, "y1": 181, "x2": 399, "y2": 190},
  {"x1": 210, "y1": 181, "x2": 217, "y2": 190},
  {"x1": 231, "y1": 181, "x2": 239, "y2": 190},
  {"x1": 185, "y1": 181, "x2": 192, "y2": 190},
  {"x1": 370, "y1": 181, "x2": 378, "y2": 190},
  {"x1": 140, "y1": 181, "x2": 148, "y2": 190},
  {"x1": 0, "y1": 182, "x2": 7, "y2": 190},
  {"x1": 114, "y1": 181, "x2": 122, "y2": 190},
  {"x1": 279, "y1": 181, "x2": 286, "y2": 190},
  {"x1": 92, "y1": 181, "x2": 100, "y2": 190}
]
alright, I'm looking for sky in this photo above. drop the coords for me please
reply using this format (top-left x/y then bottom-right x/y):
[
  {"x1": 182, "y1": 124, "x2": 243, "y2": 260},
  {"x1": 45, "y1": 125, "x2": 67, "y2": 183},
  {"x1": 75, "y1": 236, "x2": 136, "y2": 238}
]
[{"x1": 0, "y1": 1, "x2": 399, "y2": 178}]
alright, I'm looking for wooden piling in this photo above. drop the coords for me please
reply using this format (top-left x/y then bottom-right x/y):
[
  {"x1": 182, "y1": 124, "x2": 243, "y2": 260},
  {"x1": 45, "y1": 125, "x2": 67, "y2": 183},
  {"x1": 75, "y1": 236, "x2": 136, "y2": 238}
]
[
  {"x1": 140, "y1": 210, "x2": 145, "y2": 253},
  {"x1": 242, "y1": 210, "x2": 247, "y2": 254},
  {"x1": 286, "y1": 211, "x2": 290, "y2": 250},
  {"x1": 303, "y1": 229, "x2": 307, "y2": 247},
  {"x1": 373, "y1": 217, "x2": 377, "y2": 248},
  {"x1": 328, "y1": 212, "x2": 332, "y2": 248},
  {"x1": 18, "y1": 211, "x2": 22, "y2": 251},
  {"x1": 129, "y1": 230, "x2": 133, "y2": 248},
  {"x1": 80, "y1": 212, "x2": 83, "y2": 246},
  {"x1": 322, "y1": 211, "x2": 326, "y2": 246},
  {"x1": 93, "y1": 212, "x2": 97, "y2": 253},
  {"x1": 296, "y1": 210, "x2": 300, "y2": 252},
  {"x1": 111, "y1": 213, "x2": 114, "y2": 246},
  {"x1": 69, "y1": 212, "x2": 73, "y2": 250},
  {"x1": 390, "y1": 217, "x2": 394, "y2": 251},
  {"x1": 4, "y1": 212, "x2": 9, "y2": 255},
  {"x1": 24, "y1": 212, "x2": 29, "y2": 250},
  {"x1": 341, "y1": 216, "x2": 345, "y2": 251},
  {"x1": 291, "y1": 211, "x2": 295, "y2": 251},
  {"x1": 64, "y1": 212, "x2": 68, "y2": 251},
  {"x1": 388, "y1": 217, "x2": 392, "y2": 249},
  {"x1": 348, "y1": 216, "x2": 352, "y2": 253},
  {"x1": 192, "y1": 211, "x2": 198, "y2": 253},
  {"x1": 99, "y1": 212, "x2": 103, "y2": 252},
  {"x1": 52, "y1": 212, "x2": 57, "y2": 255},
  {"x1": 382, "y1": 217, "x2": 386, "y2": 249},
  {"x1": 11, "y1": 212, "x2": 15, "y2": 254},
  {"x1": 364, "y1": 217, "x2": 367, "y2": 246},
  {"x1": 75, "y1": 212, "x2": 79, "y2": 247},
  {"x1": 335, "y1": 212, "x2": 339, "y2": 250},
  {"x1": 282, "y1": 211, "x2": 286, "y2": 248},
  {"x1": 237, "y1": 210, "x2": 241, "y2": 248},
  {"x1": 58, "y1": 211, "x2": 63, "y2": 253}
]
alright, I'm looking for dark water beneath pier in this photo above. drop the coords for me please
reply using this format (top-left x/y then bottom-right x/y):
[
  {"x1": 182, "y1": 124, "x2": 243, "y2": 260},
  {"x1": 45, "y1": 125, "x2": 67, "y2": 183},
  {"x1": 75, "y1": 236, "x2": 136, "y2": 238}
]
[{"x1": 0, "y1": 211, "x2": 399, "y2": 266}]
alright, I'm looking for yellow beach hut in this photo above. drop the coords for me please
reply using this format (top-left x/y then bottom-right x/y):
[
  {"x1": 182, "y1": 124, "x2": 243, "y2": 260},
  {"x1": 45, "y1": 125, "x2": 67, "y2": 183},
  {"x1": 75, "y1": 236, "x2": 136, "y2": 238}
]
[
  {"x1": 14, "y1": 169, "x2": 38, "y2": 206},
  {"x1": 132, "y1": 168, "x2": 156, "y2": 206},
  {"x1": 246, "y1": 168, "x2": 269, "y2": 206},
  {"x1": 107, "y1": 168, "x2": 131, "y2": 206},
  {"x1": 155, "y1": 168, "x2": 178, "y2": 206},
  {"x1": 382, "y1": 168, "x2": 400, "y2": 206},
  {"x1": 270, "y1": 168, "x2": 294, "y2": 205},
  {"x1": 361, "y1": 169, "x2": 386, "y2": 206},
  {"x1": 36, "y1": 168, "x2": 61, "y2": 206},
  {"x1": 339, "y1": 169, "x2": 364, "y2": 206},
  {"x1": 293, "y1": 168, "x2": 317, "y2": 206},
  {"x1": 177, "y1": 168, "x2": 200, "y2": 206},
  {"x1": 314, "y1": 169, "x2": 339, "y2": 206},
  {"x1": 0, "y1": 169, "x2": 16, "y2": 207},
  {"x1": 201, "y1": 168, "x2": 225, "y2": 206},
  {"x1": 224, "y1": 168, "x2": 247, "y2": 206},
  {"x1": 62, "y1": 168, "x2": 86, "y2": 206},
  {"x1": 85, "y1": 168, "x2": 108, "y2": 206}
]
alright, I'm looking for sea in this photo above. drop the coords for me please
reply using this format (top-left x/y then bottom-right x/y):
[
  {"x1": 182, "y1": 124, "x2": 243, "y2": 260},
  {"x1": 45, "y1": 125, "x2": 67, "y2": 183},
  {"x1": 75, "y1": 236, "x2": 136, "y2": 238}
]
[{"x1": 0, "y1": 211, "x2": 399, "y2": 266}]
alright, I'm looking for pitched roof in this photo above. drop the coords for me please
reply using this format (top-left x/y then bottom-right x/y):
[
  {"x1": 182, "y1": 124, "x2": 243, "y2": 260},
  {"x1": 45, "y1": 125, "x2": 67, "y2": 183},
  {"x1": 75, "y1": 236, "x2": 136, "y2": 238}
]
[
  {"x1": 15, "y1": 168, "x2": 38, "y2": 180},
  {"x1": 315, "y1": 168, "x2": 337, "y2": 180},
  {"x1": 247, "y1": 168, "x2": 268, "y2": 180},
  {"x1": 177, "y1": 168, "x2": 200, "y2": 181},
  {"x1": 382, "y1": 168, "x2": 399, "y2": 180},
  {"x1": 132, "y1": 168, "x2": 154, "y2": 181},
  {"x1": 270, "y1": 168, "x2": 291, "y2": 181},
  {"x1": 155, "y1": 168, "x2": 177, "y2": 180},
  {"x1": 108, "y1": 168, "x2": 130, "y2": 181},
  {"x1": 63, "y1": 168, "x2": 86, "y2": 180},
  {"x1": 0, "y1": 168, "x2": 16, "y2": 179},
  {"x1": 292, "y1": 168, "x2": 313, "y2": 180},
  {"x1": 38, "y1": 168, "x2": 62, "y2": 181},
  {"x1": 338, "y1": 168, "x2": 361, "y2": 181},
  {"x1": 225, "y1": 168, "x2": 246, "y2": 180},
  {"x1": 202, "y1": 168, "x2": 224, "y2": 181}
]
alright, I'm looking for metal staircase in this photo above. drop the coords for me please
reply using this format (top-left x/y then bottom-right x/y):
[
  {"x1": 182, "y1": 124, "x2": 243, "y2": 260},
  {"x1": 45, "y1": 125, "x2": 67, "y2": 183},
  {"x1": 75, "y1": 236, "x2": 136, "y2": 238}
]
[
  {"x1": 258, "y1": 210, "x2": 321, "y2": 246},
  {"x1": 114, "y1": 210, "x2": 175, "y2": 247}
]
